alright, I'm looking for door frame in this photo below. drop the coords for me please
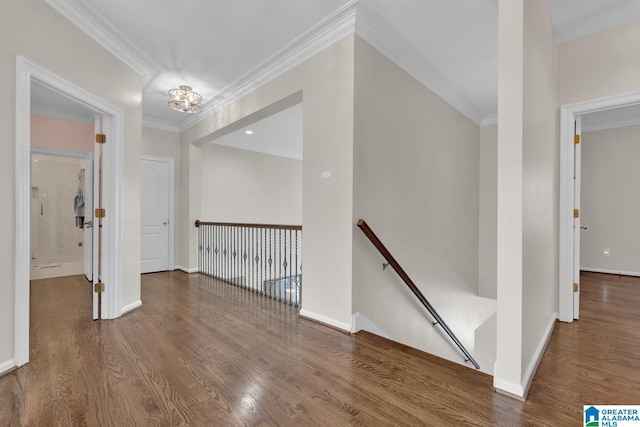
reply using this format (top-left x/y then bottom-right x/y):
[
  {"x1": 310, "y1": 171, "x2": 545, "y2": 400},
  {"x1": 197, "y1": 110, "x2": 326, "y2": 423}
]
[
  {"x1": 15, "y1": 56, "x2": 124, "y2": 366},
  {"x1": 141, "y1": 155, "x2": 175, "y2": 271},
  {"x1": 559, "y1": 90, "x2": 640, "y2": 322}
]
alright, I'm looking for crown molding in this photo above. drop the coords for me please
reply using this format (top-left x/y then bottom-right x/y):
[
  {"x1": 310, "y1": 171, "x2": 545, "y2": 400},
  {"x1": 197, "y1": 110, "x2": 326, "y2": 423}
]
[
  {"x1": 43, "y1": 0, "x2": 158, "y2": 87},
  {"x1": 31, "y1": 106, "x2": 94, "y2": 124},
  {"x1": 177, "y1": 0, "x2": 358, "y2": 132},
  {"x1": 481, "y1": 113, "x2": 498, "y2": 126},
  {"x1": 355, "y1": 2, "x2": 486, "y2": 125},
  {"x1": 46, "y1": 0, "x2": 491, "y2": 132},
  {"x1": 142, "y1": 116, "x2": 180, "y2": 133}
]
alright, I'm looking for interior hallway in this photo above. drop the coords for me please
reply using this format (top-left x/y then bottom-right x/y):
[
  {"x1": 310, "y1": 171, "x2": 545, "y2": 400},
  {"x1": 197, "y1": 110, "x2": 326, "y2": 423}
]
[{"x1": 0, "y1": 271, "x2": 638, "y2": 426}]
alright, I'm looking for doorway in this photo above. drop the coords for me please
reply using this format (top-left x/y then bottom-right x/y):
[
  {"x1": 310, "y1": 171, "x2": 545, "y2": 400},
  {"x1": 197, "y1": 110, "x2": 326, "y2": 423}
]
[
  {"x1": 559, "y1": 91, "x2": 640, "y2": 322},
  {"x1": 14, "y1": 56, "x2": 125, "y2": 367},
  {"x1": 30, "y1": 150, "x2": 92, "y2": 280}
]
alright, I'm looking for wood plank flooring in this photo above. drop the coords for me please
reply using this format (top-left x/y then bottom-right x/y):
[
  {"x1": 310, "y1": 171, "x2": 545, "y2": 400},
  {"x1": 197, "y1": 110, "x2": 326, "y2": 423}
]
[{"x1": 0, "y1": 271, "x2": 639, "y2": 426}]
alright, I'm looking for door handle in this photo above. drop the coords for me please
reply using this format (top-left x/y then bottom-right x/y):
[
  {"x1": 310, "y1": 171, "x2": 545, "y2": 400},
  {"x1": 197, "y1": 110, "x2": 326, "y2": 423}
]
[
  {"x1": 580, "y1": 225, "x2": 588, "y2": 230},
  {"x1": 163, "y1": 221, "x2": 169, "y2": 225},
  {"x1": 84, "y1": 221, "x2": 93, "y2": 228}
]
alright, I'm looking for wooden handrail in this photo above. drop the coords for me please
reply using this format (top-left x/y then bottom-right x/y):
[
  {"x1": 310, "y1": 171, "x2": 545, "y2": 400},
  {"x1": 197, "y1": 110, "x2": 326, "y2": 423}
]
[
  {"x1": 356, "y1": 219, "x2": 480, "y2": 370},
  {"x1": 195, "y1": 220, "x2": 302, "y2": 231}
]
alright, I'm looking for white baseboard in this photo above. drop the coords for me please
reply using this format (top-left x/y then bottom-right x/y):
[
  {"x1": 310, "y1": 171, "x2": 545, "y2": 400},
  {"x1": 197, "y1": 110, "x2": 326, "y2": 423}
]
[
  {"x1": 581, "y1": 267, "x2": 640, "y2": 277},
  {"x1": 299, "y1": 309, "x2": 351, "y2": 333},
  {"x1": 121, "y1": 300, "x2": 142, "y2": 315},
  {"x1": 175, "y1": 265, "x2": 198, "y2": 274},
  {"x1": 521, "y1": 312, "x2": 557, "y2": 397},
  {"x1": 351, "y1": 312, "x2": 389, "y2": 338},
  {"x1": 494, "y1": 312, "x2": 557, "y2": 400},
  {"x1": 0, "y1": 358, "x2": 16, "y2": 377},
  {"x1": 493, "y1": 376, "x2": 525, "y2": 399}
]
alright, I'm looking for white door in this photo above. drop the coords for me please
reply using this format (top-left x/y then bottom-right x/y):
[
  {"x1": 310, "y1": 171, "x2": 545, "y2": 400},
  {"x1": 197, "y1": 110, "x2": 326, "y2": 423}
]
[
  {"x1": 83, "y1": 152, "x2": 93, "y2": 281},
  {"x1": 141, "y1": 157, "x2": 171, "y2": 273},
  {"x1": 573, "y1": 117, "x2": 582, "y2": 319}
]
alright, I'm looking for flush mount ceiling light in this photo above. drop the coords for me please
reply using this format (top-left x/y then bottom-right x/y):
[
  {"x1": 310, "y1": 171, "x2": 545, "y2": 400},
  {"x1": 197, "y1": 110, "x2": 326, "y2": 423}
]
[{"x1": 168, "y1": 85, "x2": 202, "y2": 113}]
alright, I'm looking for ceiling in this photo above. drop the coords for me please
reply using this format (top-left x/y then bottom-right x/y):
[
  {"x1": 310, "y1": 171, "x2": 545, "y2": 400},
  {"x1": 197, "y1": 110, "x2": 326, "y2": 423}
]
[
  {"x1": 35, "y1": 0, "x2": 640, "y2": 154},
  {"x1": 213, "y1": 103, "x2": 302, "y2": 160}
]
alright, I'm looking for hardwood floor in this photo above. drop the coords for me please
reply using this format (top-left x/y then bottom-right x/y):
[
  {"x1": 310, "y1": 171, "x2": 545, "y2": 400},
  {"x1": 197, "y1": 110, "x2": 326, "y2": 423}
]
[{"x1": 0, "y1": 271, "x2": 638, "y2": 426}]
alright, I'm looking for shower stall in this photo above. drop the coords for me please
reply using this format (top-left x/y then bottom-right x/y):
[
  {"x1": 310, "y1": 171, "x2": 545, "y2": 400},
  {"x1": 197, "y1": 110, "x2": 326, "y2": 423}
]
[{"x1": 31, "y1": 153, "x2": 87, "y2": 280}]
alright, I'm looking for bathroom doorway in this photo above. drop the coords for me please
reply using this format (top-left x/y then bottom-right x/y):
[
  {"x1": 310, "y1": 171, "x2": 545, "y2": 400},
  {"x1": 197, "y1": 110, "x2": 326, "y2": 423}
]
[{"x1": 30, "y1": 150, "x2": 92, "y2": 280}]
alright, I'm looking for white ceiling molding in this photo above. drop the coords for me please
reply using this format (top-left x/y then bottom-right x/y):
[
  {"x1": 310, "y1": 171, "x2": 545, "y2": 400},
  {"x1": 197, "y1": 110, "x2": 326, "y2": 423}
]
[
  {"x1": 142, "y1": 117, "x2": 180, "y2": 133},
  {"x1": 176, "y1": 0, "x2": 358, "y2": 132},
  {"x1": 481, "y1": 114, "x2": 498, "y2": 126},
  {"x1": 31, "y1": 106, "x2": 95, "y2": 124},
  {"x1": 355, "y1": 2, "x2": 486, "y2": 125},
  {"x1": 43, "y1": 0, "x2": 158, "y2": 87}
]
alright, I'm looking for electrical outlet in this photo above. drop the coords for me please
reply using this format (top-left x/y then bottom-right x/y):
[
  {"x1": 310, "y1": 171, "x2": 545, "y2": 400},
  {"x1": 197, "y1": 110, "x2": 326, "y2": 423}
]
[
  {"x1": 603, "y1": 248, "x2": 610, "y2": 256},
  {"x1": 78, "y1": 242, "x2": 83, "y2": 247}
]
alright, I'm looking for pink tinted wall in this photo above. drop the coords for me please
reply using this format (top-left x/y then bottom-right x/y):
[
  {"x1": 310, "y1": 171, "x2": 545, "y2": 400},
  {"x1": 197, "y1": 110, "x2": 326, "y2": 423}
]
[{"x1": 31, "y1": 113, "x2": 93, "y2": 152}]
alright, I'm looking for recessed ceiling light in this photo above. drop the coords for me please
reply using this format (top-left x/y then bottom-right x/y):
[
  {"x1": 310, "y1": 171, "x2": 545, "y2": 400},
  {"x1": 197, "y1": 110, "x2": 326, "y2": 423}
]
[{"x1": 245, "y1": 130, "x2": 253, "y2": 135}]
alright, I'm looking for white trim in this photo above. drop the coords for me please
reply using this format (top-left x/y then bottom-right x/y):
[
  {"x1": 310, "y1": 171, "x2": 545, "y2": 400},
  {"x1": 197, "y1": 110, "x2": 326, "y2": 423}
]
[
  {"x1": 581, "y1": 267, "x2": 640, "y2": 277},
  {"x1": 175, "y1": 265, "x2": 198, "y2": 274},
  {"x1": 355, "y1": 2, "x2": 486, "y2": 125},
  {"x1": 481, "y1": 114, "x2": 498, "y2": 126},
  {"x1": 141, "y1": 155, "x2": 175, "y2": 271},
  {"x1": 521, "y1": 313, "x2": 557, "y2": 397},
  {"x1": 299, "y1": 309, "x2": 351, "y2": 332},
  {"x1": 142, "y1": 117, "x2": 180, "y2": 133},
  {"x1": 43, "y1": 0, "x2": 158, "y2": 86},
  {"x1": 351, "y1": 312, "x2": 389, "y2": 338},
  {"x1": 15, "y1": 57, "x2": 31, "y2": 367},
  {"x1": 31, "y1": 106, "x2": 94, "y2": 124},
  {"x1": 559, "y1": 90, "x2": 640, "y2": 323},
  {"x1": 559, "y1": 106, "x2": 574, "y2": 322},
  {"x1": 177, "y1": 1, "x2": 358, "y2": 132},
  {"x1": 16, "y1": 56, "x2": 125, "y2": 366},
  {"x1": 0, "y1": 359, "x2": 16, "y2": 377},
  {"x1": 493, "y1": 377, "x2": 525, "y2": 399},
  {"x1": 121, "y1": 300, "x2": 142, "y2": 315}
]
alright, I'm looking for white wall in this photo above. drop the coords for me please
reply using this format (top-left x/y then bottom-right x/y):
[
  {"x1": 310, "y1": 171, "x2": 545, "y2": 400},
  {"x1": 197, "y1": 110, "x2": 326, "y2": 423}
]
[
  {"x1": 559, "y1": 20, "x2": 640, "y2": 106},
  {"x1": 495, "y1": 0, "x2": 525, "y2": 391},
  {"x1": 142, "y1": 126, "x2": 181, "y2": 269},
  {"x1": 201, "y1": 144, "x2": 302, "y2": 225},
  {"x1": 352, "y1": 37, "x2": 494, "y2": 370},
  {"x1": 521, "y1": 0, "x2": 558, "y2": 384},
  {"x1": 495, "y1": 0, "x2": 558, "y2": 396},
  {"x1": 181, "y1": 35, "x2": 355, "y2": 330},
  {"x1": 479, "y1": 123, "x2": 498, "y2": 299},
  {"x1": 581, "y1": 125, "x2": 640, "y2": 275},
  {"x1": 0, "y1": 0, "x2": 141, "y2": 371}
]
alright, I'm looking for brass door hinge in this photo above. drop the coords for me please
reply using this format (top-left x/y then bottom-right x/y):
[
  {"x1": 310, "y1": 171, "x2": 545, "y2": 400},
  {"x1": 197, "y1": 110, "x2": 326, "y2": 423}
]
[
  {"x1": 95, "y1": 133, "x2": 106, "y2": 144},
  {"x1": 94, "y1": 282, "x2": 104, "y2": 293},
  {"x1": 573, "y1": 209, "x2": 579, "y2": 219},
  {"x1": 95, "y1": 208, "x2": 106, "y2": 218},
  {"x1": 573, "y1": 283, "x2": 579, "y2": 292},
  {"x1": 574, "y1": 134, "x2": 580, "y2": 144}
]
